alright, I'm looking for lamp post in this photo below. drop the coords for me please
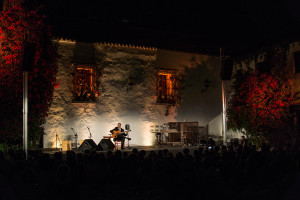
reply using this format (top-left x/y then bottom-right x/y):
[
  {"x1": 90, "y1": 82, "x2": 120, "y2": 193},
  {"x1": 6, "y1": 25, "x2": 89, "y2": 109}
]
[
  {"x1": 23, "y1": 69, "x2": 28, "y2": 159},
  {"x1": 221, "y1": 77, "x2": 227, "y2": 145},
  {"x1": 220, "y1": 48, "x2": 233, "y2": 146},
  {"x1": 22, "y1": 41, "x2": 36, "y2": 160},
  {"x1": 220, "y1": 48, "x2": 227, "y2": 146}
]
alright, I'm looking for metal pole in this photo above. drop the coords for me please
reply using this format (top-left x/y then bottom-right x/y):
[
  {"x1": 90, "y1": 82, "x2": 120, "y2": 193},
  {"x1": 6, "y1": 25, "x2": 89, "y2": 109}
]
[
  {"x1": 23, "y1": 71, "x2": 28, "y2": 160},
  {"x1": 220, "y1": 48, "x2": 227, "y2": 146},
  {"x1": 56, "y1": 131, "x2": 58, "y2": 150},
  {"x1": 222, "y1": 80, "x2": 227, "y2": 146}
]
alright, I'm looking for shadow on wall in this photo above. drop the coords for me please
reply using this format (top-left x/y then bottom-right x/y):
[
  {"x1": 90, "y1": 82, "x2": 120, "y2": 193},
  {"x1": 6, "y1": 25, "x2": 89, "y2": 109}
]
[{"x1": 175, "y1": 56, "x2": 222, "y2": 126}]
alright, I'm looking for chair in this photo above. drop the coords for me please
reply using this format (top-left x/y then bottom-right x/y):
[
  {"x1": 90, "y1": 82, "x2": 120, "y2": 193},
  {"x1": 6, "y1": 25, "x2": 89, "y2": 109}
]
[
  {"x1": 155, "y1": 132, "x2": 162, "y2": 147},
  {"x1": 114, "y1": 140, "x2": 123, "y2": 150}
]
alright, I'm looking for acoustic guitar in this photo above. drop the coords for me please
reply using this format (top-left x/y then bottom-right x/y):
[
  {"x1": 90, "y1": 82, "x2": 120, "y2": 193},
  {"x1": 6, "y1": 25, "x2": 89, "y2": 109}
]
[{"x1": 112, "y1": 130, "x2": 131, "y2": 138}]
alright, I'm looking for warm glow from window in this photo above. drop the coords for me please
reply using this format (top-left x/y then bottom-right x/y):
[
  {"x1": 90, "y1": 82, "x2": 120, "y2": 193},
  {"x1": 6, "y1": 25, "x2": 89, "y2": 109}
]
[
  {"x1": 73, "y1": 65, "x2": 98, "y2": 102},
  {"x1": 158, "y1": 72, "x2": 173, "y2": 96},
  {"x1": 76, "y1": 68, "x2": 93, "y2": 90},
  {"x1": 156, "y1": 70, "x2": 177, "y2": 105}
]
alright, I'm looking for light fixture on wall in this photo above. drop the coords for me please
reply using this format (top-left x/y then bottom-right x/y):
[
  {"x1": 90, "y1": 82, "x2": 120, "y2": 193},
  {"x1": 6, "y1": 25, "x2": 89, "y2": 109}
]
[
  {"x1": 201, "y1": 78, "x2": 212, "y2": 93},
  {"x1": 203, "y1": 79, "x2": 211, "y2": 88},
  {"x1": 127, "y1": 74, "x2": 135, "y2": 92}
]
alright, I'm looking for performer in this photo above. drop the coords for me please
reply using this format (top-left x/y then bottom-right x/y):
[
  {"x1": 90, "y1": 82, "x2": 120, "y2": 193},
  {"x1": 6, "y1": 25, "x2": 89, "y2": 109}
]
[{"x1": 110, "y1": 123, "x2": 127, "y2": 149}]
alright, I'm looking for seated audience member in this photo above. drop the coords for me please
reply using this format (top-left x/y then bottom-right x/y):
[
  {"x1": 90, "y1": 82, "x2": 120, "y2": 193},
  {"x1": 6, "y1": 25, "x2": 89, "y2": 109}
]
[
  {"x1": 207, "y1": 138, "x2": 216, "y2": 146},
  {"x1": 241, "y1": 136, "x2": 248, "y2": 149},
  {"x1": 200, "y1": 137, "x2": 207, "y2": 145}
]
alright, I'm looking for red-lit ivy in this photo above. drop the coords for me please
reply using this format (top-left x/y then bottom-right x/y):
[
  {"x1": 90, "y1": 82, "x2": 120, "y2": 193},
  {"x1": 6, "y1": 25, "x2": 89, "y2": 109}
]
[
  {"x1": 227, "y1": 70, "x2": 295, "y2": 141},
  {"x1": 0, "y1": 0, "x2": 57, "y2": 147}
]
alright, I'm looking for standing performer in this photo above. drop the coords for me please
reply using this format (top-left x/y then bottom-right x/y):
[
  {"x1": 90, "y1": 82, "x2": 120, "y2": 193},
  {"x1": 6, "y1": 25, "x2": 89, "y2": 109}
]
[{"x1": 110, "y1": 123, "x2": 128, "y2": 149}]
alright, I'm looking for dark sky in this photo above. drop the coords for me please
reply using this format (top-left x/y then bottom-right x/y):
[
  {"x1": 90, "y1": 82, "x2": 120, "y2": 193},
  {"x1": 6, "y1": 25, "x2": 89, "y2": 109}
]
[{"x1": 42, "y1": 0, "x2": 300, "y2": 56}]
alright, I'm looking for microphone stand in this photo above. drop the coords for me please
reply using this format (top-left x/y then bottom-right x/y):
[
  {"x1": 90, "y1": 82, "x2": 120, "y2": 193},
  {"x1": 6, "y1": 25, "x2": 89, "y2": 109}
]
[
  {"x1": 55, "y1": 131, "x2": 58, "y2": 150},
  {"x1": 55, "y1": 131, "x2": 62, "y2": 151},
  {"x1": 87, "y1": 126, "x2": 92, "y2": 139},
  {"x1": 71, "y1": 128, "x2": 78, "y2": 150}
]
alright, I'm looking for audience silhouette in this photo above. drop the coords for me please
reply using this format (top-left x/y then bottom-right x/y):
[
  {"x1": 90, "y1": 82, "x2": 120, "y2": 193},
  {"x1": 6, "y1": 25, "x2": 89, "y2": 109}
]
[{"x1": 0, "y1": 144, "x2": 299, "y2": 200}]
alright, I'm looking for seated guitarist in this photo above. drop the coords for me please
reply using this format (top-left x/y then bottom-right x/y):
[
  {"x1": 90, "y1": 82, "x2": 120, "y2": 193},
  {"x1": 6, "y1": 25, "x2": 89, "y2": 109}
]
[{"x1": 110, "y1": 123, "x2": 127, "y2": 149}]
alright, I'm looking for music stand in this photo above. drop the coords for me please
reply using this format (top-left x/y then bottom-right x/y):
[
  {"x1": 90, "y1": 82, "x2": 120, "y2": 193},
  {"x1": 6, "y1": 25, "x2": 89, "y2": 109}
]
[{"x1": 71, "y1": 128, "x2": 78, "y2": 150}]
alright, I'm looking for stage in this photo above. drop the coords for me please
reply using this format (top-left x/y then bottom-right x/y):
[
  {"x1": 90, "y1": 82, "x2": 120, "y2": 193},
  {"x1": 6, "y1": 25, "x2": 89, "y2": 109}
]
[{"x1": 40, "y1": 144, "x2": 204, "y2": 157}]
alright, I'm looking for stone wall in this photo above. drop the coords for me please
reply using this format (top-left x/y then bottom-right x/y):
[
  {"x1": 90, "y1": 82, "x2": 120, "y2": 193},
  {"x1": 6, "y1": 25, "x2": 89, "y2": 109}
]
[{"x1": 43, "y1": 40, "x2": 221, "y2": 148}]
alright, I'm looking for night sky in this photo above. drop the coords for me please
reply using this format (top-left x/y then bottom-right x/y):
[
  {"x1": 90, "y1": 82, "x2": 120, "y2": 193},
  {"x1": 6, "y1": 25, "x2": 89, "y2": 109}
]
[{"x1": 42, "y1": 0, "x2": 300, "y2": 56}]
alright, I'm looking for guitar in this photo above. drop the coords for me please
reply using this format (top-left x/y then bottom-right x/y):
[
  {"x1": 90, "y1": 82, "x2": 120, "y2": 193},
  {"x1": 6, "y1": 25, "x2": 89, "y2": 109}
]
[{"x1": 112, "y1": 130, "x2": 131, "y2": 138}]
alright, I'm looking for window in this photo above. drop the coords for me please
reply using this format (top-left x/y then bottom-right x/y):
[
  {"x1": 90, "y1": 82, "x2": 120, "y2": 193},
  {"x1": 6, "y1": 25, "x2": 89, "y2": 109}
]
[
  {"x1": 156, "y1": 69, "x2": 178, "y2": 105},
  {"x1": 73, "y1": 65, "x2": 98, "y2": 102},
  {"x1": 255, "y1": 61, "x2": 271, "y2": 73},
  {"x1": 294, "y1": 51, "x2": 300, "y2": 73}
]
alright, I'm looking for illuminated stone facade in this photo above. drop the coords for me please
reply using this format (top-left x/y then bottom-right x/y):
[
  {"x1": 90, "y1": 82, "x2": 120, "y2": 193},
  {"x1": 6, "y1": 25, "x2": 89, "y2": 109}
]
[{"x1": 43, "y1": 39, "x2": 222, "y2": 148}]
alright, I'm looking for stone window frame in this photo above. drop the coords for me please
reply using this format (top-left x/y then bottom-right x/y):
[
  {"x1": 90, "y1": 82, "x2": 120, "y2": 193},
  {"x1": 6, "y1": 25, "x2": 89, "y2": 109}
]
[
  {"x1": 72, "y1": 64, "x2": 99, "y2": 103},
  {"x1": 155, "y1": 69, "x2": 178, "y2": 105},
  {"x1": 294, "y1": 51, "x2": 300, "y2": 74},
  {"x1": 255, "y1": 61, "x2": 271, "y2": 74}
]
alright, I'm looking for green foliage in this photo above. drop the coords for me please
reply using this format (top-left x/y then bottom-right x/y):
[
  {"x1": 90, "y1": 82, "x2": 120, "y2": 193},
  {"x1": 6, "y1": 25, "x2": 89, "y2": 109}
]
[{"x1": 0, "y1": 143, "x2": 22, "y2": 152}]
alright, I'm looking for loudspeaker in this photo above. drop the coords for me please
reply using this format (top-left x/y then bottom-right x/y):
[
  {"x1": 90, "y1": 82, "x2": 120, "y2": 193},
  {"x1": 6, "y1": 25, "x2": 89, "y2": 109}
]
[
  {"x1": 96, "y1": 139, "x2": 115, "y2": 151},
  {"x1": 77, "y1": 139, "x2": 97, "y2": 152},
  {"x1": 220, "y1": 57, "x2": 233, "y2": 80},
  {"x1": 21, "y1": 42, "x2": 36, "y2": 72}
]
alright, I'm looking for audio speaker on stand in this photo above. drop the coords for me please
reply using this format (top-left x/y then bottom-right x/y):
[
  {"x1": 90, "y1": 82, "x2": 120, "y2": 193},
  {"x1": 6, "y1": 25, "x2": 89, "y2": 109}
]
[
  {"x1": 21, "y1": 41, "x2": 36, "y2": 72},
  {"x1": 220, "y1": 57, "x2": 233, "y2": 80},
  {"x1": 96, "y1": 139, "x2": 115, "y2": 151},
  {"x1": 77, "y1": 139, "x2": 97, "y2": 152}
]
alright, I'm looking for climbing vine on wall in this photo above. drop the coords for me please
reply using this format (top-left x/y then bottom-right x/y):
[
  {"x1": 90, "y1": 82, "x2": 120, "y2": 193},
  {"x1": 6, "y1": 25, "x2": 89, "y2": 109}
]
[
  {"x1": 0, "y1": 0, "x2": 58, "y2": 147},
  {"x1": 227, "y1": 70, "x2": 295, "y2": 143}
]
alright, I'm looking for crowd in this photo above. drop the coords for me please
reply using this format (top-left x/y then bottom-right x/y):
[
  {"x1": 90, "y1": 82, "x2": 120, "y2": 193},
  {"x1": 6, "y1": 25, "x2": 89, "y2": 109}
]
[{"x1": 0, "y1": 143, "x2": 299, "y2": 200}]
